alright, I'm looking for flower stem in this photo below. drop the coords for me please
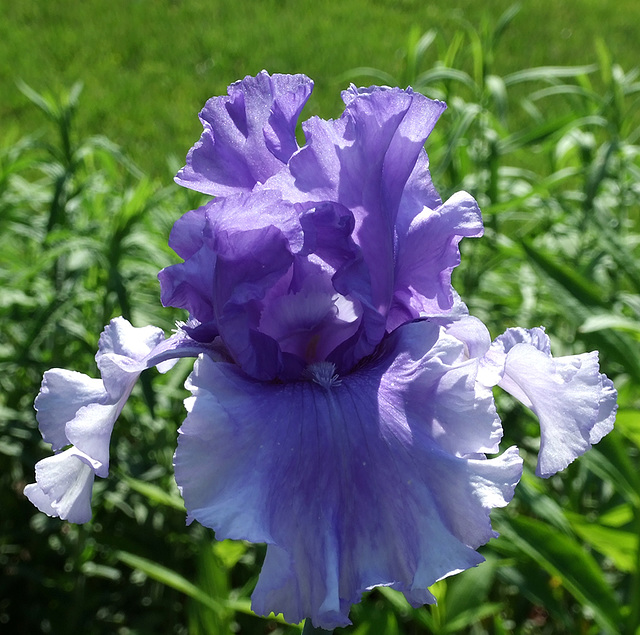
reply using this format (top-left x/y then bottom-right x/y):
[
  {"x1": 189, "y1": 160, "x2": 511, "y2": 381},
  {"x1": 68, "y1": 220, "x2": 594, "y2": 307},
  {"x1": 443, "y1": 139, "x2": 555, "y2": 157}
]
[{"x1": 301, "y1": 618, "x2": 333, "y2": 635}]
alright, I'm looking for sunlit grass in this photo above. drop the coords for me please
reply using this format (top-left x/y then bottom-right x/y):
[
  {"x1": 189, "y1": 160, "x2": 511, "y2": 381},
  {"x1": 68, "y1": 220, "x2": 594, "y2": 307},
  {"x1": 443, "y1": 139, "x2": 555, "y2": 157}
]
[{"x1": 2, "y1": 0, "x2": 640, "y2": 178}]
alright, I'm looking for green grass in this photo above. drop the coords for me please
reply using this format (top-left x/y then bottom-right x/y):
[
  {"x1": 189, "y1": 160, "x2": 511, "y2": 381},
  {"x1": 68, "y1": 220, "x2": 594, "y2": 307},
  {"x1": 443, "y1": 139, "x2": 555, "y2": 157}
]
[{"x1": 2, "y1": 0, "x2": 640, "y2": 178}]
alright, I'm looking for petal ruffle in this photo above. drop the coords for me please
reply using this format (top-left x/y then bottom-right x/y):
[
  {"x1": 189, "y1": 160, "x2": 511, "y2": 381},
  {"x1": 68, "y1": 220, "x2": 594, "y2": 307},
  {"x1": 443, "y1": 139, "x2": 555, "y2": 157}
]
[
  {"x1": 24, "y1": 448, "x2": 95, "y2": 524},
  {"x1": 488, "y1": 327, "x2": 617, "y2": 477},
  {"x1": 265, "y1": 86, "x2": 446, "y2": 317},
  {"x1": 169, "y1": 78, "x2": 481, "y2": 374},
  {"x1": 159, "y1": 244, "x2": 217, "y2": 325},
  {"x1": 175, "y1": 71, "x2": 313, "y2": 196},
  {"x1": 95, "y1": 317, "x2": 167, "y2": 396},
  {"x1": 34, "y1": 370, "x2": 105, "y2": 452},
  {"x1": 388, "y1": 191, "x2": 484, "y2": 330},
  {"x1": 175, "y1": 319, "x2": 521, "y2": 628},
  {"x1": 160, "y1": 189, "x2": 305, "y2": 338},
  {"x1": 162, "y1": 190, "x2": 385, "y2": 379},
  {"x1": 27, "y1": 317, "x2": 217, "y2": 521},
  {"x1": 212, "y1": 224, "x2": 295, "y2": 380}
]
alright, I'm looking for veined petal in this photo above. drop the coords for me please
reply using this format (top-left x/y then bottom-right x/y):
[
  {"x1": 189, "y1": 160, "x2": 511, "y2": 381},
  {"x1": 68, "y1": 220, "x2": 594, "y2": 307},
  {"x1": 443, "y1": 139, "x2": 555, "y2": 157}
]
[
  {"x1": 24, "y1": 448, "x2": 95, "y2": 524},
  {"x1": 489, "y1": 327, "x2": 617, "y2": 477},
  {"x1": 175, "y1": 320, "x2": 521, "y2": 628},
  {"x1": 175, "y1": 71, "x2": 313, "y2": 196},
  {"x1": 208, "y1": 189, "x2": 303, "y2": 249}
]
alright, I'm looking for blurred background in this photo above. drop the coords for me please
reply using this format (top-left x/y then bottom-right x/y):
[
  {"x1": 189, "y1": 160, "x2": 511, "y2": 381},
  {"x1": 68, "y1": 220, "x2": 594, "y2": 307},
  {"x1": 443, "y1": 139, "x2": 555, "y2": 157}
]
[{"x1": 1, "y1": 0, "x2": 640, "y2": 633}]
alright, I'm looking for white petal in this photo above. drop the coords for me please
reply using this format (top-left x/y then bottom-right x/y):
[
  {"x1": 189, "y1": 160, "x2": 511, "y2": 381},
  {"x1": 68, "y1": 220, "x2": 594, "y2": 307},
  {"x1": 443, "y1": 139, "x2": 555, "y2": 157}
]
[
  {"x1": 65, "y1": 401, "x2": 127, "y2": 477},
  {"x1": 35, "y1": 370, "x2": 107, "y2": 451},
  {"x1": 491, "y1": 327, "x2": 617, "y2": 477},
  {"x1": 97, "y1": 316, "x2": 166, "y2": 364},
  {"x1": 24, "y1": 448, "x2": 95, "y2": 523},
  {"x1": 96, "y1": 317, "x2": 165, "y2": 397}
]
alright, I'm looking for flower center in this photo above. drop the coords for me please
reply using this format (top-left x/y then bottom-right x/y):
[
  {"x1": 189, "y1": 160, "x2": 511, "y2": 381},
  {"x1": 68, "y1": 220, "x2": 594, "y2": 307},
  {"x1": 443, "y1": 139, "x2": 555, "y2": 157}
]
[
  {"x1": 305, "y1": 361, "x2": 342, "y2": 389},
  {"x1": 258, "y1": 273, "x2": 361, "y2": 365}
]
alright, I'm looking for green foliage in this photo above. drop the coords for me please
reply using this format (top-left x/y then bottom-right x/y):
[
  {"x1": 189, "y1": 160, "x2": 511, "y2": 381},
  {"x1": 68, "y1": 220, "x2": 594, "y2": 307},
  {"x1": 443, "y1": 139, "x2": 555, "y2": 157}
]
[
  {"x1": 3, "y1": 0, "x2": 640, "y2": 180},
  {"x1": 2, "y1": 6, "x2": 640, "y2": 635}
]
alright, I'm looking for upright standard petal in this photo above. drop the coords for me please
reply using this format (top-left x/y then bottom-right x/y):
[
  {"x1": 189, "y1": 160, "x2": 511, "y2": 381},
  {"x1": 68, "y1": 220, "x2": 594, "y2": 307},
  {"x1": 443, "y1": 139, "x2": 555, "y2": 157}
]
[
  {"x1": 161, "y1": 189, "x2": 382, "y2": 379},
  {"x1": 175, "y1": 71, "x2": 313, "y2": 196},
  {"x1": 175, "y1": 320, "x2": 521, "y2": 628},
  {"x1": 266, "y1": 86, "x2": 447, "y2": 319},
  {"x1": 167, "y1": 77, "x2": 482, "y2": 375},
  {"x1": 388, "y1": 191, "x2": 484, "y2": 330},
  {"x1": 487, "y1": 327, "x2": 617, "y2": 477}
]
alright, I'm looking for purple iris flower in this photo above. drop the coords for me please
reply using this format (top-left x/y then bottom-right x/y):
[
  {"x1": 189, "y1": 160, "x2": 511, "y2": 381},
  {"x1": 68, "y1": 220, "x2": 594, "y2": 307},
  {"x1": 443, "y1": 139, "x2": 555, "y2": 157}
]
[{"x1": 25, "y1": 71, "x2": 617, "y2": 629}]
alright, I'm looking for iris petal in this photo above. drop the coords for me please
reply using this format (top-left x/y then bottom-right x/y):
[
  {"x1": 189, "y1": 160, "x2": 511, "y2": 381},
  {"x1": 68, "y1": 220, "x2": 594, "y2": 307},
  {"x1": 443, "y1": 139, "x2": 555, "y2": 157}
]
[
  {"x1": 389, "y1": 191, "x2": 484, "y2": 329},
  {"x1": 34, "y1": 370, "x2": 106, "y2": 452},
  {"x1": 27, "y1": 318, "x2": 216, "y2": 519},
  {"x1": 175, "y1": 71, "x2": 313, "y2": 196},
  {"x1": 26, "y1": 74, "x2": 617, "y2": 628},
  {"x1": 159, "y1": 244, "x2": 217, "y2": 326},
  {"x1": 24, "y1": 448, "x2": 95, "y2": 524},
  {"x1": 175, "y1": 320, "x2": 521, "y2": 628},
  {"x1": 266, "y1": 86, "x2": 446, "y2": 319},
  {"x1": 488, "y1": 327, "x2": 617, "y2": 477}
]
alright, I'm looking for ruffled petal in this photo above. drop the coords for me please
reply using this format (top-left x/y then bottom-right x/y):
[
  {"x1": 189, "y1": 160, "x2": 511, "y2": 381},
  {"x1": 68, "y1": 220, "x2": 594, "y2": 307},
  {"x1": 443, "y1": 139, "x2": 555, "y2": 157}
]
[
  {"x1": 299, "y1": 201, "x2": 382, "y2": 369},
  {"x1": 29, "y1": 318, "x2": 218, "y2": 521},
  {"x1": 175, "y1": 71, "x2": 313, "y2": 196},
  {"x1": 96, "y1": 317, "x2": 167, "y2": 395},
  {"x1": 488, "y1": 327, "x2": 617, "y2": 477},
  {"x1": 76, "y1": 320, "x2": 219, "y2": 474},
  {"x1": 167, "y1": 206, "x2": 208, "y2": 260},
  {"x1": 158, "y1": 203, "x2": 219, "y2": 325},
  {"x1": 266, "y1": 86, "x2": 446, "y2": 318},
  {"x1": 213, "y1": 224, "x2": 295, "y2": 380},
  {"x1": 388, "y1": 191, "x2": 484, "y2": 330},
  {"x1": 63, "y1": 318, "x2": 174, "y2": 475},
  {"x1": 24, "y1": 448, "x2": 95, "y2": 524},
  {"x1": 160, "y1": 190, "x2": 305, "y2": 334},
  {"x1": 197, "y1": 189, "x2": 304, "y2": 249},
  {"x1": 591, "y1": 374, "x2": 618, "y2": 444},
  {"x1": 34, "y1": 370, "x2": 106, "y2": 451},
  {"x1": 395, "y1": 151, "x2": 442, "y2": 238},
  {"x1": 175, "y1": 320, "x2": 521, "y2": 628},
  {"x1": 159, "y1": 244, "x2": 217, "y2": 325},
  {"x1": 64, "y1": 402, "x2": 126, "y2": 477}
]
